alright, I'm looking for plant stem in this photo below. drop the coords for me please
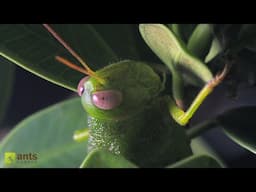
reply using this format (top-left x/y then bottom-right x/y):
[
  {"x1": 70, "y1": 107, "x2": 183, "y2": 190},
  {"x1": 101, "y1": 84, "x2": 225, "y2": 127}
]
[{"x1": 186, "y1": 119, "x2": 219, "y2": 139}]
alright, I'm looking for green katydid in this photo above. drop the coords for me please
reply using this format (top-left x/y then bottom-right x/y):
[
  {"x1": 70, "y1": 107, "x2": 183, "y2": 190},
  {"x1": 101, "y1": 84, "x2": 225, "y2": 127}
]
[{"x1": 43, "y1": 24, "x2": 229, "y2": 168}]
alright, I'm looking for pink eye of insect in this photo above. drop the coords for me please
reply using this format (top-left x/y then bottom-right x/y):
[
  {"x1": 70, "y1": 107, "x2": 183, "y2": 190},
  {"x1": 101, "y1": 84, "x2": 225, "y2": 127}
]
[
  {"x1": 77, "y1": 76, "x2": 90, "y2": 96},
  {"x1": 92, "y1": 90, "x2": 123, "y2": 110}
]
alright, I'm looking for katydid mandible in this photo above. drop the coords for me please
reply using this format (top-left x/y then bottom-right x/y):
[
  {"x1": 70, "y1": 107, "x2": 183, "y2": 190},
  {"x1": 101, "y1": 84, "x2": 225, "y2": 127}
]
[{"x1": 43, "y1": 24, "x2": 229, "y2": 167}]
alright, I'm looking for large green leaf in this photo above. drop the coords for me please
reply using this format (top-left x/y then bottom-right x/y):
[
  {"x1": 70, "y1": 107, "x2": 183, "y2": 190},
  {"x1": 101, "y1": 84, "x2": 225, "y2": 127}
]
[
  {"x1": 218, "y1": 106, "x2": 256, "y2": 154},
  {"x1": 168, "y1": 154, "x2": 222, "y2": 168},
  {"x1": 80, "y1": 149, "x2": 137, "y2": 168},
  {"x1": 0, "y1": 58, "x2": 15, "y2": 125},
  {"x1": 92, "y1": 24, "x2": 139, "y2": 61},
  {"x1": 0, "y1": 24, "x2": 139, "y2": 92},
  {"x1": 0, "y1": 97, "x2": 88, "y2": 168}
]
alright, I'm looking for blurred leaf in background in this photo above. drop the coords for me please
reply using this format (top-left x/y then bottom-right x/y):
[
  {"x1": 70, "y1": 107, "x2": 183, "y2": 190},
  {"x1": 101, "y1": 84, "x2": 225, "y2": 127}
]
[
  {"x1": 167, "y1": 154, "x2": 222, "y2": 168},
  {"x1": 191, "y1": 137, "x2": 226, "y2": 167},
  {"x1": 218, "y1": 106, "x2": 256, "y2": 155},
  {"x1": 0, "y1": 98, "x2": 88, "y2": 168},
  {"x1": 80, "y1": 149, "x2": 137, "y2": 168},
  {"x1": 0, "y1": 24, "x2": 140, "y2": 92},
  {"x1": 0, "y1": 58, "x2": 15, "y2": 125}
]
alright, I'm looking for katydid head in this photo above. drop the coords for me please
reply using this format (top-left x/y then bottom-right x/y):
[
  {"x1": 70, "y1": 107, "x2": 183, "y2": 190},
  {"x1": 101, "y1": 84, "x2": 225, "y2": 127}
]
[
  {"x1": 43, "y1": 24, "x2": 163, "y2": 120},
  {"x1": 80, "y1": 61, "x2": 163, "y2": 120}
]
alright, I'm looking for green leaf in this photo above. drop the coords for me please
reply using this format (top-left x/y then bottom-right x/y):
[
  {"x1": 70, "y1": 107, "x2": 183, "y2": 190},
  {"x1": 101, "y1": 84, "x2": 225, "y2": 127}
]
[
  {"x1": 167, "y1": 24, "x2": 183, "y2": 40},
  {"x1": 92, "y1": 24, "x2": 140, "y2": 61},
  {"x1": 80, "y1": 149, "x2": 137, "y2": 168},
  {"x1": 168, "y1": 154, "x2": 222, "y2": 168},
  {"x1": 205, "y1": 37, "x2": 223, "y2": 63},
  {"x1": 0, "y1": 98, "x2": 88, "y2": 168},
  {"x1": 139, "y1": 24, "x2": 213, "y2": 87},
  {"x1": 218, "y1": 106, "x2": 256, "y2": 154},
  {"x1": 191, "y1": 137, "x2": 226, "y2": 167},
  {"x1": 168, "y1": 24, "x2": 197, "y2": 43},
  {"x1": 0, "y1": 24, "x2": 139, "y2": 92},
  {"x1": 0, "y1": 58, "x2": 15, "y2": 125},
  {"x1": 187, "y1": 24, "x2": 214, "y2": 60}
]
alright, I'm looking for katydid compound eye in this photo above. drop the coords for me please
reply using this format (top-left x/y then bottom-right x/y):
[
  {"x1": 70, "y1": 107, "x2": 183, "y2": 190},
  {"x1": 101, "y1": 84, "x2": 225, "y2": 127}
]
[
  {"x1": 77, "y1": 76, "x2": 90, "y2": 96},
  {"x1": 92, "y1": 90, "x2": 123, "y2": 110}
]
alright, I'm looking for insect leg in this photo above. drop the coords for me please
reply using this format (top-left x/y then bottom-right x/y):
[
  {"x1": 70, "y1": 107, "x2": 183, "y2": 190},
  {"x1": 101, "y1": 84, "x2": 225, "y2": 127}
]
[
  {"x1": 73, "y1": 128, "x2": 89, "y2": 142},
  {"x1": 168, "y1": 64, "x2": 230, "y2": 126}
]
